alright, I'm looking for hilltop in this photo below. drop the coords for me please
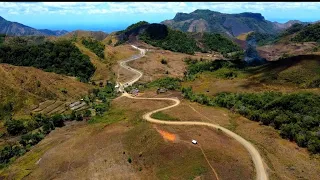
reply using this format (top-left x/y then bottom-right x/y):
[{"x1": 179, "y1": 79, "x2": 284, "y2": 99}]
[
  {"x1": 161, "y1": 9, "x2": 306, "y2": 37},
  {"x1": 115, "y1": 22, "x2": 241, "y2": 56},
  {"x1": 0, "y1": 16, "x2": 68, "y2": 36},
  {"x1": 62, "y1": 30, "x2": 108, "y2": 41}
]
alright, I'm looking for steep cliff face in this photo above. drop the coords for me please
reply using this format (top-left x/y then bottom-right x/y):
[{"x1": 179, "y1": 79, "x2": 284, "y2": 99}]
[{"x1": 162, "y1": 10, "x2": 303, "y2": 37}]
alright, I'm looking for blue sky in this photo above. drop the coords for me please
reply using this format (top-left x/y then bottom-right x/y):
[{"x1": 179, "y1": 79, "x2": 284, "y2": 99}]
[{"x1": 1, "y1": 2, "x2": 320, "y2": 32}]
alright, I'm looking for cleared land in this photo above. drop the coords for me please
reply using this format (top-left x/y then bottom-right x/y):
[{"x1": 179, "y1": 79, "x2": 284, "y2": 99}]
[
  {"x1": 0, "y1": 94, "x2": 254, "y2": 180},
  {"x1": 134, "y1": 90, "x2": 320, "y2": 180},
  {"x1": 257, "y1": 42, "x2": 318, "y2": 61},
  {"x1": 127, "y1": 42, "x2": 224, "y2": 83}
]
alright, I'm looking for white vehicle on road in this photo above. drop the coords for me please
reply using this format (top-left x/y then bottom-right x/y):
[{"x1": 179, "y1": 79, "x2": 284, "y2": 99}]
[{"x1": 192, "y1": 140, "x2": 198, "y2": 144}]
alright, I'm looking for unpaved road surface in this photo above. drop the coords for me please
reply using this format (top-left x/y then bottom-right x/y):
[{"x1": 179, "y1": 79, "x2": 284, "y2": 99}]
[{"x1": 118, "y1": 45, "x2": 269, "y2": 180}]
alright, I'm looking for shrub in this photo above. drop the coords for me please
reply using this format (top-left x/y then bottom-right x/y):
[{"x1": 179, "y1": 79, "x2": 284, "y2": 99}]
[
  {"x1": 160, "y1": 59, "x2": 167, "y2": 64},
  {"x1": 82, "y1": 38, "x2": 105, "y2": 59},
  {"x1": 5, "y1": 119, "x2": 27, "y2": 136}
]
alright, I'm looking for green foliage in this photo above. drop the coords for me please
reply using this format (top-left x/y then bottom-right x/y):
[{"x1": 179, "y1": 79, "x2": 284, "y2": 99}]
[
  {"x1": 0, "y1": 144, "x2": 26, "y2": 166},
  {"x1": 0, "y1": 112, "x2": 75, "y2": 167},
  {"x1": 280, "y1": 23, "x2": 305, "y2": 38},
  {"x1": 201, "y1": 33, "x2": 241, "y2": 53},
  {"x1": 147, "y1": 77, "x2": 182, "y2": 90},
  {"x1": 19, "y1": 132, "x2": 44, "y2": 147},
  {"x1": 0, "y1": 38, "x2": 95, "y2": 82},
  {"x1": 125, "y1": 21, "x2": 149, "y2": 32},
  {"x1": 87, "y1": 81, "x2": 117, "y2": 117},
  {"x1": 160, "y1": 58, "x2": 167, "y2": 65},
  {"x1": 291, "y1": 23, "x2": 320, "y2": 43},
  {"x1": 128, "y1": 157, "x2": 132, "y2": 163},
  {"x1": 81, "y1": 37, "x2": 105, "y2": 59},
  {"x1": 5, "y1": 119, "x2": 27, "y2": 136},
  {"x1": 140, "y1": 24, "x2": 200, "y2": 55},
  {"x1": 184, "y1": 57, "x2": 242, "y2": 80},
  {"x1": 182, "y1": 87, "x2": 320, "y2": 154},
  {"x1": 151, "y1": 112, "x2": 179, "y2": 121},
  {"x1": 0, "y1": 34, "x2": 5, "y2": 45},
  {"x1": 246, "y1": 32, "x2": 277, "y2": 46},
  {"x1": 107, "y1": 39, "x2": 112, "y2": 45}
]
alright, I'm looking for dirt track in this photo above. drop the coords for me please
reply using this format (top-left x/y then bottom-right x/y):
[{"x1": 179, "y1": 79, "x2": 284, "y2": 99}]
[{"x1": 118, "y1": 45, "x2": 269, "y2": 180}]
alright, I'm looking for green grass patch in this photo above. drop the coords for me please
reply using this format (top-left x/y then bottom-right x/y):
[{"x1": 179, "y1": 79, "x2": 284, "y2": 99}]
[
  {"x1": 88, "y1": 108, "x2": 126, "y2": 124},
  {"x1": 151, "y1": 112, "x2": 179, "y2": 121}
]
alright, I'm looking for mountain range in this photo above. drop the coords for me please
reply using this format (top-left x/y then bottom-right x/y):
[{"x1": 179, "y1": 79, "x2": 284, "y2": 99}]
[
  {"x1": 161, "y1": 9, "x2": 309, "y2": 37},
  {"x1": 0, "y1": 16, "x2": 68, "y2": 36}
]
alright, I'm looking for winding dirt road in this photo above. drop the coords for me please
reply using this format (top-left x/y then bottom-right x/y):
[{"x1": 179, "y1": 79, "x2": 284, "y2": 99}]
[{"x1": 117, "y1": 45, "x2": 269, "y2": 180}]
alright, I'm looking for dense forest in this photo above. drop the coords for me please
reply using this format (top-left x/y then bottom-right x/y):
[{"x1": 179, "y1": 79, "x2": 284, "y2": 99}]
[
  {"x1": 0, "y1": 37, "x2": 95, "y2": 82},
  {"x1": 0, "y1": 34, "x2": 5, "y2": 45},
  {"x1": 139, "y1": 24, "x2": 200, "y2": 55},
  {"x1": 201, "y1": 33, "x2": 242, "y2": 53},
  {"x1": 81, "y1": 38, "x2": 105, "y2": 59},
  {"x1": 291, "y1": 23, "x2": 320, "y2": 43}
]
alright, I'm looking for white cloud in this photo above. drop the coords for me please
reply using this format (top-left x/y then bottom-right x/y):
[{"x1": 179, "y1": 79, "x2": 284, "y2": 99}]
[{"x1": 0, "y1": 2, "x2": 320, "y2": 15}]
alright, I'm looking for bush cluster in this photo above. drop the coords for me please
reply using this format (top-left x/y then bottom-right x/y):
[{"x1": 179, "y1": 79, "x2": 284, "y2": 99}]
[
  {"x1": 139, "y1": 24, "x2": 200, "y2": 55},
  {"x1": 0, "y1": 38, "x2": 95, "y2": 82},
  {"x1": 201, "y1": 33, "x2": 242, "y2": 53},
  {"x1": 82, "y1": 38, "x2": 105, "y2": 59}
]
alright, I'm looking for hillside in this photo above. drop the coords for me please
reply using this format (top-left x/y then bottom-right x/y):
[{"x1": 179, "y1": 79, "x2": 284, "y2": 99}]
[
  {"x1": 0, "y1": 16, "x2": 68, "y2": 36},
  {"x1": 0, "y1": 37, "x2": 96, "y2": 82},
  {"x1": 256, "y1": 23, "x2": 320, "y2": 61},
  {"x1": 62, "y1": 30, "x2": 108, "y2": 41},
  {"x1": 116, "y1": 22, "x2": 240, "y2": 55},
  {"x1": 0, "y1": 63, "x2": 92, "y2": 118},
  {"x1": 162, "y1": 9, "x2": 290, "y2": 37}
]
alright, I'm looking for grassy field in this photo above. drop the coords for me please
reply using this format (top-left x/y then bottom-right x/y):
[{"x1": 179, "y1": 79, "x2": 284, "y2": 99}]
[{"x1": 151, "y1": 111, "x2": 179, "y2": 121}]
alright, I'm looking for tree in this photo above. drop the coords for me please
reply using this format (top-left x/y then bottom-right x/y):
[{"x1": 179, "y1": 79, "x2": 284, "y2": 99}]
[{"x1": 5, "y1": 119, "x2": 27, "y2": 136}]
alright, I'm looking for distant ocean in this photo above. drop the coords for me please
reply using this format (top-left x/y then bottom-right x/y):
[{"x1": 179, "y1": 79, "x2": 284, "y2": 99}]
[{"x1": 36, "y1": 24, "x2": 128, "y2": 33}]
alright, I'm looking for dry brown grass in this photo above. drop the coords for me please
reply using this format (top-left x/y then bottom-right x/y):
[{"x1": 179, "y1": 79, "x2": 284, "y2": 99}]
[
  {"x1": 127, "y1": 42, "x2": 223, "y2": 83},
  {"x1": 150, "y1": 90, "x2": 320, "y2": 180},
  {"x1": 62, "y1": 30, "x2": 108, "y2": 41},
  {"x1": 2, "y1": 90, "x2": 255, "y2": 180},
  {"x1": 0, "y1": 64, "x2": 92, "y2": 117},
  {"x1": 75, "y1": 40, "x2": 138, "y2": 84},
  {"x1": 236, "y1": 31, "x2": 253, "y2": 41},
  {"x1": 258, "y1": 42, "x2": 318, "y2": 61}
]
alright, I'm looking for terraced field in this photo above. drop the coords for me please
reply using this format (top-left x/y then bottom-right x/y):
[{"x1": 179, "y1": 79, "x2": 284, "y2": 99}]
[{"x1": 32, "y1": 100, "x2": 88, "y2": 115}]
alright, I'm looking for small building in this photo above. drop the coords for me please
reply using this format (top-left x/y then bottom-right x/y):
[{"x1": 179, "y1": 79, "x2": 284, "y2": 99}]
[
  {"x1": 192, "y1": 140, "x2": 198, "y2": 144},
  {"x1": 130, "y1": 88, "x2": 139, "y2": 96}
]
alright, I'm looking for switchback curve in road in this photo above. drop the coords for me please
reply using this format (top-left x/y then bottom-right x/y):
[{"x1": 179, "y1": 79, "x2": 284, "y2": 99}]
[{"x1": 117, "y1": 45, "x2": 269, "y2": 180}]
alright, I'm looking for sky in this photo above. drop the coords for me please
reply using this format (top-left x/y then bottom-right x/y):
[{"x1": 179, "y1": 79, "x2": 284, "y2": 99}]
[{"x1": 1, "y1": 2, "x2": 320, "y2": 33}]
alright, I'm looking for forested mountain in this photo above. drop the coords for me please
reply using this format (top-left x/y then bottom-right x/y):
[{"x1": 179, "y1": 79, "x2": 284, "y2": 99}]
[
  {"x1": 116, "y1": 22, "x2": 241, "y2": 55},
  {"x1": 0, "y1": 16, "x2": 68, "y2": 36},
  {"x1": 162, "y1": 9, "x2": 306, "y2": 37}
]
